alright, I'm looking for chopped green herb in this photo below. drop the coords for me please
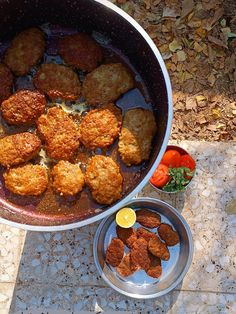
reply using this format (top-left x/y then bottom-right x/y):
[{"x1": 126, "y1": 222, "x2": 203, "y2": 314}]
[{"x1": 162, "y1": 167, "x2": 194, "y2": 192}]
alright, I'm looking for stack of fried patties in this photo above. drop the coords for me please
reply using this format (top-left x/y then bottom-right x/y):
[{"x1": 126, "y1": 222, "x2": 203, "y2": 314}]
[{"x1": 105, "y1": 209, "x2": 179, "y2": 278}]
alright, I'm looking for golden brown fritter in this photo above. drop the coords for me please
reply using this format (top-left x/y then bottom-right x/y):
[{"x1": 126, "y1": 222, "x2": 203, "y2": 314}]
[
  {"x1": 4, "y1": 164, "x2": 48, "y2": 196},
  {"x1": 0, "y1": 132, "x2": 41, "y2": 167},
  {"x1": 58, "y1": 33, "x2": 103, "y2": 72},
  {"x1": 4, "y1": 28, "x2": 45, "y2": 76},
  {"x1": 0, "y1": 63, "x2": 13, "y2": 104},
  {"x1": 52, "y1": 160, "x2": 84, "y2": 196},
  {"x1": 130, "y1": 238, "x2": 151, "y2": 270},
  {"x1": 33, "y1": 63, "x2": 81, "y2": 101},
  {"x1": 118, "y1": 108, "x2": 157, "y2": 166},
  {"x1": 116, "y1": 226, "x2": 137, "y2": 248},
  {"x1": 82, "y1": 63, "x2": 134, "y2": 105},
  {"x1": 105, "y1": 238, "x2": 124, "y2": 267},
  {"x1": 148, "y1": 235, "x2": 170, "y2": 261},
  {"x1": 85, "y1": 155, "x2": 123, "y2": 205},
  {"x1": 136, "y1": 209, "x2": 161, "y2": 229},
  {"x1": 79, "y1": 104, "x2": 122, "y2": 149},
  {"x1": 1, "y1": 90, "x2": 46, "y2": 125},
  {"x1": 158, "y1": 223, "x2": 180, "y2": 246},
  {"x1": 116, "y1": 253, "x2": 139, "y2": 277},
  {"x1": 136, "y1": 227, "x2": 156, "y2": 243},
  {"x1": 37, "y1": 107, "x2": 80, "y2": 160},
  {"x1": 145, "y1": 253, "x2": 162, "y2": 279}
]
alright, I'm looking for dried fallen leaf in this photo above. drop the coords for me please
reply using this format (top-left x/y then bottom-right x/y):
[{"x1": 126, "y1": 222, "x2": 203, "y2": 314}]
[
  {"x1": 194, "y1": 42, "x2": 203, "y2": 52},
  {"x1": 208, "y1": 35, "x2": 228, "y2": 49},
  {"x1": 181, "y1": 0, "x2": 194, "y2": 19},
  {"x1": 196, "y1": 95, "x2": 207, "y2": 103},
  {"x1": 186, "y1": 97, "x2": 197, "y2": 110},
  {"x1": 169, "y1": 39, "x2": 182, "y2": 52},
  {"x1": 207, "y1": 73, "x2": 216, "y2": 86},
  {"x1": 162, "y1": 7, "x2": 180, "y2": 19},
  {"x1": 162, "y1": 52, "x2": 172, "y2": 60},
  {"x1": 195, "y1": 26, "x2": 206, "y2": 38},
  {"x1": 216, "y1": 123, "x2": 225, "y2": 129},
  {"x1": 212, "y1": 108, "x2": 221, "y2": 119},
  {"x1": 199, "y1": 117, "x2": 207, "y2": 124},
  {"x1": 177, "y1": 50, "x2": 186, "y2": 61},
  {"x1": 203, "y1": 8, "x2": 224, "y2": 31}
]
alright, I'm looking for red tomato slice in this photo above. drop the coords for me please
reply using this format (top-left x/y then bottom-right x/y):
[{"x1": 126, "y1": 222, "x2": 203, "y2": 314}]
[
  {"x1": 150, "y1": 164, "x2": 170, "y2": 188},
  {"x1": 161, "y1": 150, "x2": 181, "y2": 168},
  {"x1": 179, "y1": 154, "x2": 196, "y2": 171}
]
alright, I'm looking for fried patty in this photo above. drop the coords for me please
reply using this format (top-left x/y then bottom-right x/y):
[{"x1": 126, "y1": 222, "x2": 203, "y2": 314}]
[
  {"x1": 116, "y1": 253, "x2": 139, "y2": 277},
  {"x1": 4, "y1": 28, "x2": 45, "y2": 76},
  {"x1": 1, "y1": 90, "x2": 46, "y2": 125},
  {"x1": 158, "y1": 223, "x2": 180, "y2": 246},
  {"x1": 0, "y1": 132, "x2": 41, "y2": 167},
  {"x1": 37, "y1": 107, "x2": 80, "y2": 160},
  {"x1": 145, "y1": 253, "x2": 162, "y2": 279},
  {"x1": 116, "y1": 226, "x2": 137, "y2": 248},
  {"x1": 136, "y1": 209, "x2": 161, "y2": 229},
  {"x1": 118, "y1": 109, "x2": 157, "y2": 166},
  {"x1": 58, "y1": 33, "x2": 103, "y2": 72},
  {"x1": 85, "y1": 155, "x2": 123, "y2": 205},
  {"x1": 136, "y1": 227, "x2": 156, "y2": 243},
  {"x1": 82, "y1": 63, "x2": 134, "y2": 105},
  {"x1": 0, "y1": 63, "x2": 13, "y2": 104},
  {"x1": 148, "y1": 235, "x2": 170, "y2": 261},
  {"x1": 79, "y1": 104, "x2": 122, "y2": 149},
  {"x1": 105, "y1": 238, "x2": 124, "y2": 267},
  {"x1": 34, "y1": 63, "x2": 81, "y2": 101},
  {"x1": 130, "y1": 238, "x2": 150, "y2": 270},
  {"x1": 52, "y1": 160, "x2": 84, "y2": 196},
  {"x1": 4, "y1": 164, "x2": 48, "y2": 196}
]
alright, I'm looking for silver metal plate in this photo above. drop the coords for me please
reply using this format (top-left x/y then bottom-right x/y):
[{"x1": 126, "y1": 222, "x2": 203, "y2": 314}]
[{"x1": 93, "y1": 197, "x2": 193, "y2": 299}]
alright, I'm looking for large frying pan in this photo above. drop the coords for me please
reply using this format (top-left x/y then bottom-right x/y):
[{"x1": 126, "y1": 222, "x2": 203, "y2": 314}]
[{"x1": 0, "y1": 0, "x2": 172, "y2": 231}]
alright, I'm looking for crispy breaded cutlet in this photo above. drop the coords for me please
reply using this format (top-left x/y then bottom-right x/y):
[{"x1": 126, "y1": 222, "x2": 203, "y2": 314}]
[
  {"x1": 85, "y1": 155, "x2": 123, "y2": 205},
  {"x1": 1, "y1": 90, "x2": 46, "y2": 125},
  {"x1": 130, "y1": 237, "x2": 151, "y2": 270},
  {"x1": 145, "y1": 253, "x2": 162, "y2": 279},
  {"x1": 136, "y1": 209, "x2": 161, "y2": 229},
  {"x1": 52, "y1": 160, "x2": 84, "y2": 196},
  {"x1": 136, "y1": 227, "x2": 156, "y2": 243},
  {"x1": 58, "y1": 33, "x2": 103, "y2": 72},
  {"x1": 116, "y1": 253, "x2": 139, "y2": 277},
  {"x1": 158, "y1": 223, "x2": 180, "y2": 246},
  {"x1": 105, "y1": 238, "x2": 124, "y2": 267},
  {"x1": 0, "y1": 132, "x2": 41, "y2": 167},
  {"x1": 148, "y1": 235, "x2": 170, "y2": 261},
  {"x1": 118, "y1": 108, "x2": 157, "y2": 166},
  {"x1": 4, "y1": 28, "x2": 45, "y2": 76},
  {"x1": 37, "y1": 107, "x2": 80, "y2": 160},
  {"x1": 0, "y1": 63, "x2": 13, "y2": 104},
  {"x1": 34, "y1": 63, "x2": 81, "y2": 101},
  {"x1": 4, "y1": 164, "x2": 48, "y2": 196},
  {"x1": 116, "y1": 226, "x2": 137, "y2": 248},
  {"x1": 79, "y1": 104, "x2": 122, "y2": 149},
  {"x1": 82, "y1": 63, "x2": 134, "y2": 105}
]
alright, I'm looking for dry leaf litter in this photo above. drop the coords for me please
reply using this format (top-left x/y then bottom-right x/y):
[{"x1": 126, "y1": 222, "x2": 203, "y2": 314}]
[{"x1": 112, "y1": 0, "x2": 236, "y2": 141}]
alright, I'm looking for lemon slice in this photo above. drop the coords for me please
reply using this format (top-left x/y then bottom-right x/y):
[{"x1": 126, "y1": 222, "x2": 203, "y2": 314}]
[{"x1": 116, "y1": 207, "x2": 136, "y2": 228}]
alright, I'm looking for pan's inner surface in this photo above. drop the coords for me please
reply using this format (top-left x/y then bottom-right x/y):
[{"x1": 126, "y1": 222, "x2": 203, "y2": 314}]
[{"x1": 0, "y1": 24, "x2": 158, "y2": 225}]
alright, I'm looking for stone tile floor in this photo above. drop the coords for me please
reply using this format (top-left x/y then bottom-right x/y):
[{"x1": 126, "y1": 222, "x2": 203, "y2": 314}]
[{"x1": 0, "y1": 141, "x2": 235, "y2": 313}]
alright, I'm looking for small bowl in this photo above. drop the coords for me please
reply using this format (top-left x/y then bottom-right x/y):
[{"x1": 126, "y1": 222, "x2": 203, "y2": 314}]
[
  {"x1": 93, "y1": 197, "x2": 193, "y2": 299},
  {"x1": 149, "y1": 145, "x2": 196, "y2": 194}
]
